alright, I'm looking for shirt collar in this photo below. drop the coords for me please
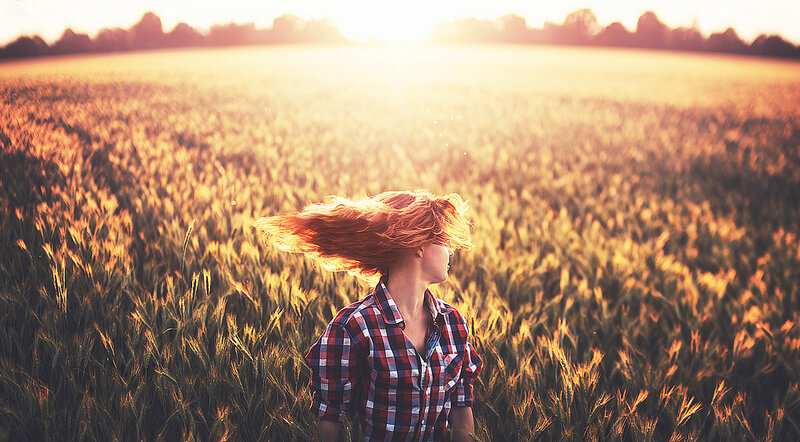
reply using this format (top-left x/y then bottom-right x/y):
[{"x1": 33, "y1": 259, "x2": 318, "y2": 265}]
[{"x1": 373, "y1": 275, "x2": 451, "y2": 327}]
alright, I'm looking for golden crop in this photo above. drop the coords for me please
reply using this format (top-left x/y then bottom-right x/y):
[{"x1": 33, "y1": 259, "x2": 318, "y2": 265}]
[{"x1": 1, "y1": 45, "x2": 799, "y2": 440}]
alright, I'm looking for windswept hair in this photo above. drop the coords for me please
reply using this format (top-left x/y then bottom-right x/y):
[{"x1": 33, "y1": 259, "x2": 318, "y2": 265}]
[{"x1": 253, "y1": 190, "x2": 472, "y2": 279}]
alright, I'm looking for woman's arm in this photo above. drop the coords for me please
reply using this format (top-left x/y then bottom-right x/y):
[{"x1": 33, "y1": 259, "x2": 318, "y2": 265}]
[
  {"x1": 317, "y1": 420, "x2": 342, "y2": 442},
  {"x1": 450, "y1": 406, "x2": 476, "y2": 441},
  {"x1": 305, "y1": 321, "x2": 363, "y2": 442}
]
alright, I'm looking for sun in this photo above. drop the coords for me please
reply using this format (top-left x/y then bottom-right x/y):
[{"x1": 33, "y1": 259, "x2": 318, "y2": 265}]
[{"x1": 331, "y1": 2, "x2": 439, "y2": 43}]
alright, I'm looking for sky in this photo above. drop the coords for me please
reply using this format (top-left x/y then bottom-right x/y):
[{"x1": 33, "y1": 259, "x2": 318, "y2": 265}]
[{"x1": 2, "y1": 0, "x2": 799, "y2": 46}]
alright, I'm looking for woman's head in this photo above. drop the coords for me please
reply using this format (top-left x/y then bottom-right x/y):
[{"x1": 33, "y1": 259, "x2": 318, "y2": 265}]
[
  {"x1": 417, "y1": 241, "x2": 455, "y2": 285},
  {"x1": 253, "y1": 190, "x2": 472, "y2": 280}
]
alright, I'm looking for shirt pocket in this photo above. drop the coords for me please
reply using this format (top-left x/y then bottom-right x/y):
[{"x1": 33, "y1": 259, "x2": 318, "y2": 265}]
[
  {"x1": 439, "y1": 352, "x2": 463, "y2": 393},
  {"x1": 370, "y1": 353, "x2": 411, "y2": 393}
]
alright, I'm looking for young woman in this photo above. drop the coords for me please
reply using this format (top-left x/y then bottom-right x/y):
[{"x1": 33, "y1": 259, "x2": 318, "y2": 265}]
[{"x1": 255, "y1": 190, "x2": 482, "y2": 441}]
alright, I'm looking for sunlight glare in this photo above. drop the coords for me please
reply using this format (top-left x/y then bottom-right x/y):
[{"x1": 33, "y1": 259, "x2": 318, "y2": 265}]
[{"x1": 332, "y1": 1, "x2": 438, "y2": 43}]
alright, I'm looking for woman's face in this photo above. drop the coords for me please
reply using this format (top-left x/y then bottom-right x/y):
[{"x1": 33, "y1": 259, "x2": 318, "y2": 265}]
[{"x1": 420, "y1": 241, "x2": 454, "y2": 284}]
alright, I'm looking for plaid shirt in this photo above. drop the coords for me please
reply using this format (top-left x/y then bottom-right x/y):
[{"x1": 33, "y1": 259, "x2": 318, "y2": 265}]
[{"x1": 305, "y1": 275, "x2": 482, "y2": 441}]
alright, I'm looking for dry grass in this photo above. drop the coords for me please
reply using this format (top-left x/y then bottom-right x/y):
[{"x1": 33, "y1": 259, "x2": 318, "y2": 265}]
[{"x1": 1, "y1": 45, "x2": 800, "y2": 440}]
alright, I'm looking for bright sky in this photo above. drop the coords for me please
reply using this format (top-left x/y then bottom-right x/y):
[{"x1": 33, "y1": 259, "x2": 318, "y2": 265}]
[{"x1": 2, "y1": 0, "x2": 799, "y2": 46}]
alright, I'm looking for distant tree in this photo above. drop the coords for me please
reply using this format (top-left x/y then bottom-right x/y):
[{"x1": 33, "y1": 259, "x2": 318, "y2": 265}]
[
  {"x1": 166, "y1": 22, "x2": 204, "y2": 47},
  {"x1": 1, "y1": 36, "x2": 49, "y2": 59},
  {"x1": 272, "y1": 15, "x2": 302, "y2": 43},
  {"x1": 497, "y1": 14, "x2": 529, "y2": 43},
  {"x1": 94, "y1": 27, "x2": 132, "y2": 52},
  {"x1": 670, "y1": 25, "x2": 705, "y2": 51},
  {"x1": 130, "y1": 11, "x2": 165, "y2": 49},
  {"x1": 526, "y1": 27, "x2": 547, "y2": 44},
  {"x1": 705, "y1": 28, "x2": 747, "y2": 54},
  {"x1": 301, "y1": 19, "x2": 347, "y2": 43},
  {"x1": 634, "y1": 11, "x2": 669, "y2": 48},
  {"x1": 52, "y1": 28, "x2": 94, "y2": 54},
  {"x1": 750, "y1": 34, "x2": 797, "y2": 58},
  {"x1": 208, "y1": 22, "x2": 259, "y2": 46},
  {"x1": 540, "y1": 21, "x2": 562, "y2": 45},
  {"x1": 593, "y1": 22, "x2": 633, "y2": 47},
  {"x1": 560, "y1": 8, "x2": 600, "y2": 45}
]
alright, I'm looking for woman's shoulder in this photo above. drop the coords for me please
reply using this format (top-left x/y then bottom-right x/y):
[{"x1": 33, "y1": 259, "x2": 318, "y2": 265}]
[
  {"x1": 430, "y1": 293, "x2": 465, "y2": 319},
  {"x1": 327, "y1": 292, "x2": 380, "y2": 331},
  {"x1": 432, "y1": 296, "x2": 471, "y2": 334}
]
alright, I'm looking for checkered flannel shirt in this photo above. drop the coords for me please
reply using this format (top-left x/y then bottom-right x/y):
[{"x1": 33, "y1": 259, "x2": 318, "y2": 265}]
[{"x1": 305, "y1": 275, "x2": 483, "y2": 440}]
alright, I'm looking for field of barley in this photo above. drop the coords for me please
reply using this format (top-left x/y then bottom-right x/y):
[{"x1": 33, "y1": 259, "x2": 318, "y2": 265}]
[{"x1": 1, "y1": 44, "x2": 800, "y2": 441}]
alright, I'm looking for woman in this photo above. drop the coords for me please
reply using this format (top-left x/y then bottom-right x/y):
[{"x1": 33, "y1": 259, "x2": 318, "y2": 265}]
[{"x1": 255, "y1": 190, "x2": 482, "y2": 441}]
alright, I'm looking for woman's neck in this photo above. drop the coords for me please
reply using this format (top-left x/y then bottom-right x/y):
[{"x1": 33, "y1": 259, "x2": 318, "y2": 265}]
[{"x1": 385, "y1": 265, "x2": 429, "y2": 324}]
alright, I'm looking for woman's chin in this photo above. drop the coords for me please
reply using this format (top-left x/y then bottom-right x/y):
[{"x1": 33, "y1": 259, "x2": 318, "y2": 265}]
[{"x1": 428, "y1": 268, "x2": 449, "y2": 284}]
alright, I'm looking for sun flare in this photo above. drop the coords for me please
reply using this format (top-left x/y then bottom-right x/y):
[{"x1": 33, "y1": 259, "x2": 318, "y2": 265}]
[{"x1": 331, "y1": 2, "x2": 440, "y2": 43}]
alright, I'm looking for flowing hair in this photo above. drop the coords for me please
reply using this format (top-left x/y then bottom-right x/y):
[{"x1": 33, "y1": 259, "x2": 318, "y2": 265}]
[{"x1": 253, "y1": 190, "x2": 472, "y2": 279}]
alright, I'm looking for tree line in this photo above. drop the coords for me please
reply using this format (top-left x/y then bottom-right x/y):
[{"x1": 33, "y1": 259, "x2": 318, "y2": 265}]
[
  {"x1": 432, "y1": 10, "x2": 800, "y2": 59},
  {"x1": 2, "y1": 9, "x2": 799, "y2": 61},
  {"x1": 0, "y1": 12, "x2": 345, "y2": 60}
]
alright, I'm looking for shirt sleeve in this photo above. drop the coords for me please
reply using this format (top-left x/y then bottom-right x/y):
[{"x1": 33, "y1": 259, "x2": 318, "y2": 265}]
[
  {"x1": 451, "y1": 321, "x2": 482, "y2": 408},
  {"x1": 304, "y1": 321, "x2": 362, "y2": 423}
]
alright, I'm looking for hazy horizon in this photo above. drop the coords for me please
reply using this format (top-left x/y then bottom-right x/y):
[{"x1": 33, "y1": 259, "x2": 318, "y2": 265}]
[{"x1": 3, "y1": 1, "x2": 799, "y2": 47}]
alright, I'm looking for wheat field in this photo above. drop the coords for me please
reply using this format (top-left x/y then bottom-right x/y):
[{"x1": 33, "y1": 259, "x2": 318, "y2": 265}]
[{"x1": 1, "y1": 44, "x2": 800, "y2": 440}]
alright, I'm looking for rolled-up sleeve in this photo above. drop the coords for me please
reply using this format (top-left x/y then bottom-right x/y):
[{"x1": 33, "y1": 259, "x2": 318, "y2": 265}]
[
  {"x1": 451, "y1": 323, "x2": 482, "y2": 408},
  {"x1": 304, "y1": 322, "x2": 361, "y2": 422}
]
